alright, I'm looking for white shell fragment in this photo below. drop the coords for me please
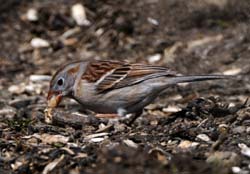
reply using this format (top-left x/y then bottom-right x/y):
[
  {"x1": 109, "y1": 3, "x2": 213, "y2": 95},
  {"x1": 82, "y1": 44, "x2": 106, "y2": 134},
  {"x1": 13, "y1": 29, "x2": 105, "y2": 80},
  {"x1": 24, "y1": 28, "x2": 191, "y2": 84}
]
[
  {"x1": 178, "y1": 140, "x2": 199, "y2": 149},
  {"x1": 147, "y1": 17, "x2": 159, "y2": 25},
  {"x1": 89, "y1": 137, "x2": 105, "y2": 143},
  {"x1": 238, "y1": 143, "x2": 250, "y2": 158},
  {"x1": 232, "y1": 166, "x2": 241, "y2": 173},
  {"x1": 29, "y1": 75, "x2": 51, "y2": 82},
  {"x1": 42, "y1": 155, "x2": 65, "y2": 174},
  {"x1": 26, "y1": 8, "x2": 38, "y2": 21},
  {"x1": 31, "y1": 38, "x2": 50, "y2": 48},
  {"x1": 71, "y1": 3, "x2": 91, "y2": 26},
  {"x1": 147, "y1": 54, "x2": 161, "y2": 63},
  {"x1": 163, "y1": 105, "x2": 181, "y2": 113},
  {"x1": 85, "y1": 132, "x2": 109, "y2": 139},
  {"x1": 123, "y1": 139, "x2": 138, "y2": 149},
  {"x1": 196, "y1": 134, "x2": 211, "y2": 142},
  {"x1": 223, "y1": 68, "x2": 242, "y2": 75}
]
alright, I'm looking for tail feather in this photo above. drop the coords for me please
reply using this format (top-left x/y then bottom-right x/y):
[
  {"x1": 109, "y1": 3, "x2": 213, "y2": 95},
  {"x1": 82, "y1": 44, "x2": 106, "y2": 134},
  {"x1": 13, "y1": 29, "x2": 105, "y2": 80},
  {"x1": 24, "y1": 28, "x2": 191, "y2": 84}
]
[{"x1": 168, "y1": 75, "x2": 231, "y2": 84}]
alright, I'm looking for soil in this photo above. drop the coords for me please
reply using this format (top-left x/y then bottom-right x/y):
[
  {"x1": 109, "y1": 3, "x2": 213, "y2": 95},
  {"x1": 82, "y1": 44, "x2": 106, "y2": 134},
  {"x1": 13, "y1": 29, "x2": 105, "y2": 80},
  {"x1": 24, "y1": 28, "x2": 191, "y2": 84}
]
[{"x1": 0, "y1": 0, "x2": 250, "y2": 174}]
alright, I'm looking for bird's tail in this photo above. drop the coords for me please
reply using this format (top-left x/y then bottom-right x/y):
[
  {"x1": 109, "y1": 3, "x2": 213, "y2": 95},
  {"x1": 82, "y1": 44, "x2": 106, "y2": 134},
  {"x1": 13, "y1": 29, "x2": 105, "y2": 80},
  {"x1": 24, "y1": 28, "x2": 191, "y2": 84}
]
[{"x1": 167, "y1": 74, "x2": 231, "y2": 85}]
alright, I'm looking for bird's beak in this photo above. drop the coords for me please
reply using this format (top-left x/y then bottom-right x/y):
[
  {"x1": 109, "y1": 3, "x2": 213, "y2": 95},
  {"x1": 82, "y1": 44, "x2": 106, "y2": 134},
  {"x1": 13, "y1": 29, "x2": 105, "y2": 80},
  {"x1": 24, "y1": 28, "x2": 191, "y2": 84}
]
[{"x1": 47, "y1": 90, "x2": 63, "y2": 108}]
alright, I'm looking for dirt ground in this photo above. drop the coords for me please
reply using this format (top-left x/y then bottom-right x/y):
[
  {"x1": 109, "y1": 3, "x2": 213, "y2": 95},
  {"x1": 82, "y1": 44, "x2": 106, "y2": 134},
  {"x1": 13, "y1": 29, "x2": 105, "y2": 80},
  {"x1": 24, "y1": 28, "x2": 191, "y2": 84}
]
[{"x1": 0, "y1": 0, "x2": 250, "y2": 174}]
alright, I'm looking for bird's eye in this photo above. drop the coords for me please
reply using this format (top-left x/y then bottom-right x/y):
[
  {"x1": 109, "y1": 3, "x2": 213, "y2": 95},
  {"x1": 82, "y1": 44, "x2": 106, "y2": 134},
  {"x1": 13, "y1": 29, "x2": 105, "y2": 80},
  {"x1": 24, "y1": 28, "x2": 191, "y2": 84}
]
[{"x1": 57, "y1": 78, "x2": 64, "y2": 86}]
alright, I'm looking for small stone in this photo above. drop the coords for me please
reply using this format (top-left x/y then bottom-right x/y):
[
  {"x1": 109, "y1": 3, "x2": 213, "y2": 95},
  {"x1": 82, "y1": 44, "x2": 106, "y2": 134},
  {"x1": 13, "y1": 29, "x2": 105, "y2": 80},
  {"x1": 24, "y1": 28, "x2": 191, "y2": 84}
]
[
  {"x1": 0, "y1": 106, "x2": 17, "y2": 119},
  {"x1": 31, "y1": 38, "x2": 50, "y2": 48},
  {"x1": 89, "y1": 137, "x2": 105, "y2": 143},
  {"x1": 178, "y1": 140, "x2": 199, "y2": 149},
  {"x1": 196, "y1": 134, "x2": 211, "y2": 142},
  {"x1": 223, "y1": 68, "x2": 242, "y2": 75},
  {"x1": 238, "y1": 143, "x2": 250, "y2": 158},
  {"x1": 246, "y1": 127, "x2": 250, "y2": 133},
  {"x1": 8, "y1": 84, "x2": 25, "y2": 94},
  {"x1": 147, "y1": 54, "x2": 161, "y2": 63},
  {"x1": 163, "y1": 105, "x2": 181, "y2": 113},
  {"x1": 123, "y1": 139, "x2": 138, "y2": 149},
  {"x1": 114, "y1": 123, "x2": 126, "y2": 132},
  {"x1": 71, "y1": 3, "x2": 91, "y2": 26},
  {"x1": 29, "y1": 75, "x2": 51, "y2": 82},
  {"x1": 26, "y1": 8, "x2": 38, "y2": 21},
  {"x1": 232, "y1": 166, "x2": 241, "y2": 173},
  {"x1": 147, "y1": 17, "x2": 159, "y2": 25}
]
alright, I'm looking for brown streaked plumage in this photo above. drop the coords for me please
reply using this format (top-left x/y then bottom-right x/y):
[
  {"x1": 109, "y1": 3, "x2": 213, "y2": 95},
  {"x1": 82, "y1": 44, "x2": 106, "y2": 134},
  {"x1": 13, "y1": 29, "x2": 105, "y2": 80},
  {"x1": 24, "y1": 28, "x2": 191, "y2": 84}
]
[{"x1": 47, "y1": 60, "x2": 230, "y2": 123}]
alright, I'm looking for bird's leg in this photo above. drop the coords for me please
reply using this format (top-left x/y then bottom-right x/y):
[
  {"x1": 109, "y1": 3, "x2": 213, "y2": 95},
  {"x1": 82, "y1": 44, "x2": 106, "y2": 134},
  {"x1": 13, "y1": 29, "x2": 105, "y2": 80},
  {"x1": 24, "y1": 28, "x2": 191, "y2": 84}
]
[
  {"x1": 126, "y1": 110, "x2": 143, "y2": 126},
  {"x1": 95, "y1": 108, "x2": 127, "y2": 119},
  {"x1": 95, "y1": 113, "x2": 119, "y2": 118}
]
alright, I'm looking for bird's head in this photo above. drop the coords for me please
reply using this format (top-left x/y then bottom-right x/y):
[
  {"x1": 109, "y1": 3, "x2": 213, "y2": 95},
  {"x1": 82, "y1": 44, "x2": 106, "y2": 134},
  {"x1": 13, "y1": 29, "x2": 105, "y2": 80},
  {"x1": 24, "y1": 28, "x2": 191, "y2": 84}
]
[{"x1": 47, "y1": 62, "x2": 82, "y2": 107}]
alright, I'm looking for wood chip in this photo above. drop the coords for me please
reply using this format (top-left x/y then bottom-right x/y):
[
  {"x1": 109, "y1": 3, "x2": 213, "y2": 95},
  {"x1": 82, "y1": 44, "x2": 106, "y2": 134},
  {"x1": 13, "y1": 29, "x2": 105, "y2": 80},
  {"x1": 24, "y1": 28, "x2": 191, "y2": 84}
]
[
  {"x1": 123, "y1": 139, "x2": 138, "y2": 149},
  {"x1": 42, "y1": 155, "x2": 65, "y2": 174}
]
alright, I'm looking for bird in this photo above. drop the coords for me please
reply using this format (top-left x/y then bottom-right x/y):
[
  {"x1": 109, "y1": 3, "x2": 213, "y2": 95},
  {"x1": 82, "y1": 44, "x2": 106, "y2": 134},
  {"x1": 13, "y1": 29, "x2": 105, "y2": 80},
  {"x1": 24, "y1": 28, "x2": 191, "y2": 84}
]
[{"x1": 47, "y1": 60, "x2": 228, "y2": 123}]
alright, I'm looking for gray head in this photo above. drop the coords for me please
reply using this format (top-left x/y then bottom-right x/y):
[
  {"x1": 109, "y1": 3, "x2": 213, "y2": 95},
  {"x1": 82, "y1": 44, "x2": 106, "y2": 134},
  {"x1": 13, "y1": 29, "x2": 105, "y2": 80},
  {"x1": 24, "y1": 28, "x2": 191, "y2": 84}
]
[{"x1": 47, "y1": 61, "x2": 84, "y2": 106}]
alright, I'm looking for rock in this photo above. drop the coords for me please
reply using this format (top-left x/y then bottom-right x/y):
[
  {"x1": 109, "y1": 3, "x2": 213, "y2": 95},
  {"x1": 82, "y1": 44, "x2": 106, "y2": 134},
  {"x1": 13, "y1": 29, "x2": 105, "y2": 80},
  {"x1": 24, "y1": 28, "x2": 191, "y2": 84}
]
[
  {"x1": 29, "y1": 75, "x2": 51, "y2": 82},
  {"x1": 178, "y1": 140, "x2": 199, "y2": 150},
  {"x1": 223, "y1": 68, "x2": 242, "y2": 75},
  {"x1": 196, "y1": 134, "x2": 211, "y2": 142},
  {"x1": 147, "y1": 54, "x2": 161, "y2": 63},
  {"x1": 123, "y1": 139, "x2": 138, "y2": 149},
  {"x1": 26, "y1": 8, "x2": 38, "y2": 22},
  {"x1": 163, "y1": 105, "x2": 182, "y2": 113},
  {"x1": 71, "y1": 3, "x2": 91, "y2": 26},
  {"x1": 0, "y1": 105, "x2": 17, "y2": 119},
  {"x1": 147, "y1": 17, "x2": 159, "y2": 25},
  {"x1": 8, "y1": 84, "x2": 25, "y2": 94},
  {"x1": 31, "y1": 38, "x2": 50, "y2": 48},
  {"x1": 238, "y1": 143, "x2": 250, "y2": 158}
]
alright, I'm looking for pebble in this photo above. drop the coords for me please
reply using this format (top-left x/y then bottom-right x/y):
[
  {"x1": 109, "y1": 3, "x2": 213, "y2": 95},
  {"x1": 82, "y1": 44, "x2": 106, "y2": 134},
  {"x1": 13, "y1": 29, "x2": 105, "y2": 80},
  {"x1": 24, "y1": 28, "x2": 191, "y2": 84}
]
[
  {"x1": 162, "y1": 105, "x2": 181, "y2": 113},
  {"x1": 123, "y1": 139, "x2": 138, "y2": 149},
  {"x1": 8, "y1": 84, "x2": 25, "y2": 94},
  {"x1": 238, "y1": 143, "x2": 250, "y2": 158},
  {"x1": 0, "y1": 106, "x2": 17, "y2": 119},
  {"x1": 178, "y1": 140, "x2": 199, "y2": 149},
  {"x1": 246, "y1": 127, "x2": 250, "y2": 133},
  {"x1": 232, "y1": 166, "x2": 241, "y2": 173},
  {"x1": 147, "y1": 17, "x2": 159, "y2": 25},
  {"x1": 31, "y1": 38, "x2": 50, "y2": 48},
  {"x1": 29, "y1": 75, "x2": 51, "y2": 82},
  {"x1": 89, "y1": 137, "x2": 105, "y2": 143},
  {"x1": 71, "y1": 3, "x2": 91, "y2": 26},
  {"x1": 196, "y1": 134, "x2": 211, "y2": 142},
  {"x1": 147, "y1": 54, "x2": 161, "y2": 63},
  {"x1": 223, "y1": 68, "x2": 242, "y2": 75},
  {"x1": 26, "y1": 8, "x2": 38, "y2": 21}
]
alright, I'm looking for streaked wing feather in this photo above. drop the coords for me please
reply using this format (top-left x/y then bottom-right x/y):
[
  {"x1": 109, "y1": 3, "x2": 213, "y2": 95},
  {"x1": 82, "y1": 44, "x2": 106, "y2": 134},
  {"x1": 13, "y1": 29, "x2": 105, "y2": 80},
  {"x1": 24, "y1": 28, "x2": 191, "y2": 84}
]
[{"x1": 95, "y1": 63, "x2": 178, "y2": 92}]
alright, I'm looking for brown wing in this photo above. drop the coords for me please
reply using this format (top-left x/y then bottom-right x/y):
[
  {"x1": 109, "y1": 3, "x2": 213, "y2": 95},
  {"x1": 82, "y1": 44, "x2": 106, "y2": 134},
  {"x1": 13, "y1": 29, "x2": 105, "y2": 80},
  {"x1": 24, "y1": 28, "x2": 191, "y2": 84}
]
[
  {"x1": 82, "y1": 60, "x2": 125, "y2": 82},
  {"x1": 82, "y1": 60, "x2": 178, "y2": 93}
]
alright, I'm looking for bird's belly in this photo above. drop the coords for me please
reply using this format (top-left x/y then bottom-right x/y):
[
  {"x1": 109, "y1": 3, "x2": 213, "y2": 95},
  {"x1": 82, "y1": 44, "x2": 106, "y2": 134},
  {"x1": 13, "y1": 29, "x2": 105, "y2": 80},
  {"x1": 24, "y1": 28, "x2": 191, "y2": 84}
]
[{"x1": 73, "y1": 79, "x2": 166, "y2": 114}]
